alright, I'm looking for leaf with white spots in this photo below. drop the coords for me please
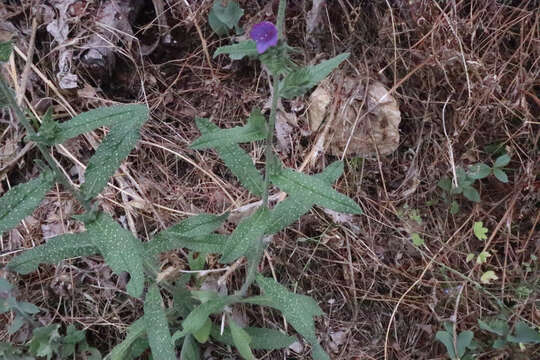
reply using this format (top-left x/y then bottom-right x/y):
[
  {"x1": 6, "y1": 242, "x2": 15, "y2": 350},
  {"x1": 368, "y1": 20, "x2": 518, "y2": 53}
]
[
  {"x1": 211, "y1": 326, "x2": 296, "y2": 350},
  {"x1": 144, "y1": 284, "x2": 176, "y2": 360},
  {"x1": 51, "y1": 104, "x2": 148, "y2": 144},
  {"x1": 84, "y1": 213, "x2": 145, "y2": 297},
  {"x1": 249, "y1": 275, "x2": 328, "y2": 360},
  {"x1": 81, "y1": 107, "x2": 148, "y2": 200},
  {"x1": 190, "y1": 109, "x2": 267, "y2": 150},
  {"x1": 0, "y1": 170, "x2": 55, "y2": 236},
  {"x1": 146, "y1": 234, "x2": 227, "y2": 257},
  {"x1": 7, "y1": 232, "x2": 97, "y2": 274},
  {"x1": 219, "y1": 207, "x2": 269, "y2": 264},
  {"x1": 196, "y1": 118, "x2": 264, "y2": 196},
  {"x1": 269, "y1": 161, "x2": 362, "y2": 215},
  {"x1": 265, "y1": 161, "x2": 345, "y2": 234}
]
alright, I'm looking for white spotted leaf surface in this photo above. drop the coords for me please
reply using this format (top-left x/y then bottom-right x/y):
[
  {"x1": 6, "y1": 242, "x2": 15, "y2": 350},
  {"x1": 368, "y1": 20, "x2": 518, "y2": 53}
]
[
  {"x1": 144, "y1": 284, "x2": 176, "y2": 360},
  {"x1": 254, "y1": 275, "x2": 329, "y2": 360},
  {"x1": 219, "y1": 207, "x2": 269, "y2": 264},
  {"x1": 80, "y1": 105, "x2": 148, "y2": 200},
  {"x1": 269, "y1": 163, "x2": 362, "y2": 215},
  {"x1": 52, "y1": 104, "x2": 148, "y2": 144},
  {"x1": 229, "y1": 319, "x2": 255, "y2": 360},
  {"x1": 145, "y1": 234, "x2": 227, "y2": 257},
  {"x1": 7, "y1": 232, "x2": 97, "y2": 274},
  {"x1": 211, "y1": 326, "x2": 296, "y2": 350},
  {"x1": 265, "y1": 161, "x2": 345, "y2": 234},
  {"x1": 196, "y1": 118, "x2": 264, "y2": 196},
  {"x1": 0, "y1": 170, "x2": 55, "y2": 236},
  {"x1": 190, "y1": 109, "x2": 267, "y2": 150},
  {"x1": 85, "y1": 213, "x2": 145, "y2": 298}
]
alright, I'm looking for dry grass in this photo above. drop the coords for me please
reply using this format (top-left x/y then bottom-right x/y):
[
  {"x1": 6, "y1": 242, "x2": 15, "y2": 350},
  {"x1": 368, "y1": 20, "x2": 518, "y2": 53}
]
[{"x1": 1, "y1": 0, "x2": 538, "y2": 359}]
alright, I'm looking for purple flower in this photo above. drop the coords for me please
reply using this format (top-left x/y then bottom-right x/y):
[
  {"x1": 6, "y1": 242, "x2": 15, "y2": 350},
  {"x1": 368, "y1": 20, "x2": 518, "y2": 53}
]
[{"x1": 250, "y1": 21, "x2": 278, "y2": 54}]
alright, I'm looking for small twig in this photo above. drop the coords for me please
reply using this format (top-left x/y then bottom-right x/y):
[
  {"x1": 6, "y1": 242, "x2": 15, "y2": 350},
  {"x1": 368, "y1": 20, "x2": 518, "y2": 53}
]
[{"x1": 441, "y1": 96, "x2": 458, "y2": 187}]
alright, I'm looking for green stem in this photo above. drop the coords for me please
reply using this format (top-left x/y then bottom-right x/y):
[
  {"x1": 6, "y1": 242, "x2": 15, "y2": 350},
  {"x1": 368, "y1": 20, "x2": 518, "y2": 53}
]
[
  {"x1": 237, "y1": 0, "x2": 287, "y2": 296},
  {"x1": 0, "y1": 75, "x2": 93, "y2": 212},
  {"x1": 262, "y1": 73, "x2": 280, "y2": 208}
]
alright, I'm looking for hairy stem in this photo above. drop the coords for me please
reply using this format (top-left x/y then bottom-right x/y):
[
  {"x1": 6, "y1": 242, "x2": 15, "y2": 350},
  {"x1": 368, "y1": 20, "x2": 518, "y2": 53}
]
[
  {"x1": 238, "y1": 0, "x2": 287, "y2": 296},
  {"x1": 0, "y1": 75, "x2": 93, "y2": 212}
]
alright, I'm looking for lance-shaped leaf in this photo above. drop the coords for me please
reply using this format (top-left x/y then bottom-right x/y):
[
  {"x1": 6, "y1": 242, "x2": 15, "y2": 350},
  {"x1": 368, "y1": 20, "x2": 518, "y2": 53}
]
[
  {"x1": 280, "y1": 53, "x2": 349, "y2": 99},
  {"x1": 213, "y1": 41, "x2": 259, "y2": 60},
  {"x1": 190, "y1": 109, "x2": 266, "y2": 150},
  {"x1": 84, "y1": 213, "x2": 145, "y2": 297},
  {"x1": 106, "y1": 317, "x2": 146, "y2": 360},
  {"x1": 144, "y1": 284, "x2": 176, "y2": 359},
  {"x1": 0, "y1": 170, "x2": 55, "y2": 236},
  {"x1": 53, "y1": 104, "x2": 148, "y2": 144},
  {"x1": 180, "y1": 335, "x2": 200, "y2": 360},
  {"x1": 211, "y1": 326, "x2": 296, "y2": 350},
  {"x1": 181, "y1": 296, "x2": 238, "y2": 335},
  {"x1": 145, "y1": 234, "x2": 228, "y2": 257},
  {"x1": 196, "y1": 118, "x2": 264, "y2": 196},
  {"x1": 154, "y1": 213, "x2": 227, "y2": 239},
  {"x1": 269, "y1": 161, "x2": 362, "y2": 215},
  {"x1": 7, "y1": 233, "x2": 97, "y2": 274},
  {"x1": 251, "y1": 275, "x2": 328, "y2": 360},
  {"x1": 265, "y1": 161, "x2": 344, "y2": 235},
  {"x1": 80, "y1": 108, "x2": 147, "y2": 200},
  {"x1": 229, "y1": 319, "x2": 255, "y2": 360},
  {"x1": 219, "y1": 207, "x2": 269, "y2": 264}
]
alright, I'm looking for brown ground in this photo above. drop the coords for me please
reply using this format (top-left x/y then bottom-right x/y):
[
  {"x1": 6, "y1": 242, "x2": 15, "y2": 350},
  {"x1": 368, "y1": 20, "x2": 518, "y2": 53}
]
[{"x1": 1, "y1": 0, "x2": 538, "y2": 359}]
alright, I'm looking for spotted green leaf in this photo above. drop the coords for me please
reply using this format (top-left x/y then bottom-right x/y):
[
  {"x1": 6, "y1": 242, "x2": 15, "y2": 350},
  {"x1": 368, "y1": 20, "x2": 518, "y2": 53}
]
[
  {"x1": 229, "y1": 319, "x2": 255, "y2": 360},
  {"x1": 146, "y1": 234, "x2": 227, "y2": 257},
  {"x1": 279, "y1": 53, "x2": 349, "y2": 99},
  {"x1": 213, "y1": 41, "x2": 258, "y2": 60},
  {"x1": 220, "y1": 207, "x2": 269, "y2": 264},
  {"x1": 196, "y1": 118, "x2": 264, "y2": 196},
  {"x1": 211, "y1": 326, "x2": 296, "y2": 350},
  {"x1": 7, "y1": 233, "x2": 97, "y2": 274},
  {"x1": 251, "y1": 275, "x2": 328, "y2": 360},
  {"x1": 80, "y1": 106, "x2": 148, "y2": 200},
  {"x1": 269, "y1": 161, "x2": 362, "y2": 215},
  {"x1": 0, "y1": 170, "x2": 55, "y2": 236},
  {"x1": 144, "y1": 284, "x2": 176, "y2": 360},
  {"x1": 265, "y1": 161, "x2": 344, "y2": 234},
  {"x1": 190, "y1": 109, "x2": 266, "y2": 150},
  {"x1": 84, "y1": 213, "x2": 145, "y2": 297}
]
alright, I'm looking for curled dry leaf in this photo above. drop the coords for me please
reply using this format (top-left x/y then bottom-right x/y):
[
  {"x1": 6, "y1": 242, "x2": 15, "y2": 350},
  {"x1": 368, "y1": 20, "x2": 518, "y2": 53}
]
[{"x1": 308, "y1": 71, "x2": 401, "y2": 158}]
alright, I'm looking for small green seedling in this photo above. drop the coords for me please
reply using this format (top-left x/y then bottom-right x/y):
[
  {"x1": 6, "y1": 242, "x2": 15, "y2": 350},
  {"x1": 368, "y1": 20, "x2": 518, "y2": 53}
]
[{"x1": 435, "y1": 322, "x2": 475, "y2": 360}]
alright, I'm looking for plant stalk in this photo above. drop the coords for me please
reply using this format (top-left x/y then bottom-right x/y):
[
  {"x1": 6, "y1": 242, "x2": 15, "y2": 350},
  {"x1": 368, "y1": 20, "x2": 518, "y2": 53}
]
[
  {"x1": 0, "y1": 75, "x2": 93, "y2": 212},
  {"x1": 238, "y1": 0, "x2": 287, "y2": 297}
]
